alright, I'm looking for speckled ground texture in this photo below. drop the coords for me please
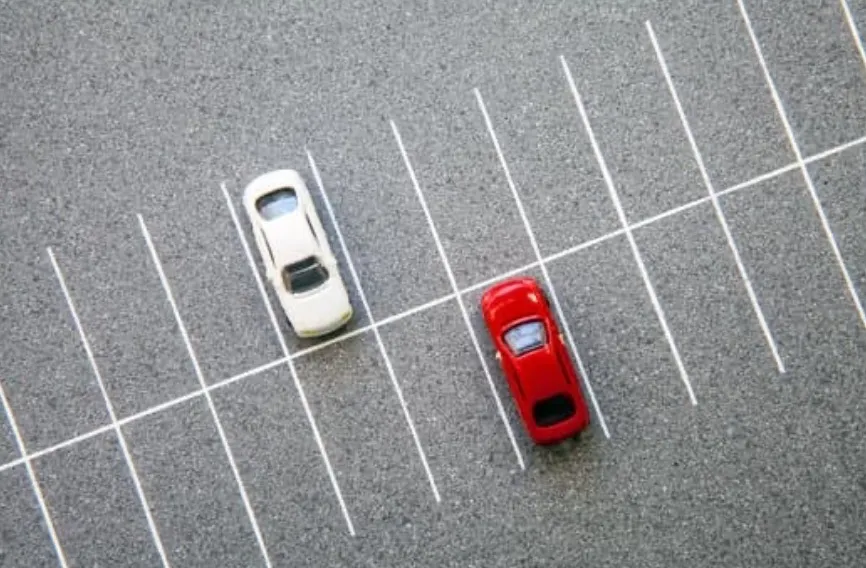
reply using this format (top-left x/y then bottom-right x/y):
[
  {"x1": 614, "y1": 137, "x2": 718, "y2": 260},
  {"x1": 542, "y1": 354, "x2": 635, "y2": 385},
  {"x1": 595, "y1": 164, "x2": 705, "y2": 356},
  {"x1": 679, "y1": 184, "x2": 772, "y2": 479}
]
[{"x1": 2, "y1": 0, "x2": 866, "y2": 566}]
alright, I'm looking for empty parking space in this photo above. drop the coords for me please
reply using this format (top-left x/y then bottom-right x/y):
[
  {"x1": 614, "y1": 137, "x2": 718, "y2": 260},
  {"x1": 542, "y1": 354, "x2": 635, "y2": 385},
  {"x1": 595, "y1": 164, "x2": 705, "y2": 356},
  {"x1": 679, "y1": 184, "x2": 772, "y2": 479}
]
[
  {"x1": 647, "y1": 2, "x2": 791, "y2": 189},
  {"x1": 46, "y1": 225, "x2": 202, "y2": 419},
  {"x1": 123, "y1": 397, "x2": 264, "y2": 567},
  {"x1": 390, "y1": 98, "x2": 536, "y2": 289},
  {"x1": 0, "y1": 414, "x2": 17, "y2": 465},
  {"x1": 299, "y1": 120, "x2": 452, "y2": 323},
  {"x1": 808, "y1": 144, "x2": 866, "y2": 321},
  {"x1": 559, "y1": 19, "x2": 705, "y2": 223},
  {"x1": 131, "y1": 192, "x2": 284, "y2": 387},
  {"x1": 377, "y1": 300, "x2": 522, "y2": 497},
  {"x1": 636, "y1": 196, "x2": 781, "y2": 409},
  {"x1": 723, "y1": 170, "x2": 866, "y2": 370},
  {"x1": 292, "y1": 333, "x2": 434, "y2": 533},
  {"x1": 210, "y1": 365, "x2": 355, "y2": 566},
  {"x1": 33, "y1": 430, "x2": 163, "y2": 567},
  {"x1": 797, "y1": 147, "x2": 866, "y2": 505},
  {"x1": 0, "y1": 249, "x2": 109, "y2": 451},
  {"x1": 469, "y1": 57, "x2": 620, "y2": 258},
  {"x1": 0, "y1": 466, "x2": 58, "y2": 567},
  {"x1": 742, "y1": 0, "x2": 866, "y2": 156},
  {"x1": 544, "y1": 237, "x2": 687, "y2": 440}
]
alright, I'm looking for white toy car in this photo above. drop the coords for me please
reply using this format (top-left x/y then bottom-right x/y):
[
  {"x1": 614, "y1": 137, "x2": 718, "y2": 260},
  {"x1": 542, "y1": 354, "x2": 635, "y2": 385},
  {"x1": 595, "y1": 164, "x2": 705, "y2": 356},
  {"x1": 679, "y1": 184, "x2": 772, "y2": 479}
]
[{"x1": 243, "y1": 169, "x2": 354, "y2": 338}]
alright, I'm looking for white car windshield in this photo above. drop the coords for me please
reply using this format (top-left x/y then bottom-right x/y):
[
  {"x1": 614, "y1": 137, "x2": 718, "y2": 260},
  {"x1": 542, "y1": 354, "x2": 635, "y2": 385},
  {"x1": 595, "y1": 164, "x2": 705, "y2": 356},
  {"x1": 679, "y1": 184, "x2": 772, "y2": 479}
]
[
  {"x1": 256, "y1": 189, "x2": 299, "y2": 220},
  {"x1": 282, "y1": 256, "x2": 329, "y2": 294},
  {"x1": 503, "y1": 320, "x2": 546, "y2": 356}
]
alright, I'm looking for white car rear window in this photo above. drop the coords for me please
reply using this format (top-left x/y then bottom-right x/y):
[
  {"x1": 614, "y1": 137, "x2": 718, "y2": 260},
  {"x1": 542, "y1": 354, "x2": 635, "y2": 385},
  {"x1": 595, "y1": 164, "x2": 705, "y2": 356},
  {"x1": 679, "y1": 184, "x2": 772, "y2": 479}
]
[
  {"x1": 282, "y1": 256, "x2": 329, "y2": 294},
  {"x1": 256, "y1": 189, "x2": 298, "y2": 220}
]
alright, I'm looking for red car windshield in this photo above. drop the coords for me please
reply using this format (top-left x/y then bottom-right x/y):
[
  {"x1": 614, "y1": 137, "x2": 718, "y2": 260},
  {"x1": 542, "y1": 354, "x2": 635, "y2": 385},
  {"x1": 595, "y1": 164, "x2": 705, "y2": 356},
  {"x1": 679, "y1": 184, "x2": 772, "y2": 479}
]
[{"x1": 503, "y1": 320, "x2": 546, "y2": 356}]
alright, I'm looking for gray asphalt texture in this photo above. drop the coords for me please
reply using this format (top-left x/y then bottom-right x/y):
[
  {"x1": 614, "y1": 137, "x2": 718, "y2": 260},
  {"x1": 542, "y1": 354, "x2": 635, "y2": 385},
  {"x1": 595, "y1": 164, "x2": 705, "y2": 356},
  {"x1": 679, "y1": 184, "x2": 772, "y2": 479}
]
[{"x1": 2, "y1": 0, "x2": 866, "y2": 566}]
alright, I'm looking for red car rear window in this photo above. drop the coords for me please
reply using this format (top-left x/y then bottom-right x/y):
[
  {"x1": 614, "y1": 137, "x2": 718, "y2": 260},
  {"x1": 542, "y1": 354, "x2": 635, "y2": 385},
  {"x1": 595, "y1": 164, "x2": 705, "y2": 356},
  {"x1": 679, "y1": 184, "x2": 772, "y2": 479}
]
[{"x1": 532, "y1": 394, "x2": 576, "y2": 427}]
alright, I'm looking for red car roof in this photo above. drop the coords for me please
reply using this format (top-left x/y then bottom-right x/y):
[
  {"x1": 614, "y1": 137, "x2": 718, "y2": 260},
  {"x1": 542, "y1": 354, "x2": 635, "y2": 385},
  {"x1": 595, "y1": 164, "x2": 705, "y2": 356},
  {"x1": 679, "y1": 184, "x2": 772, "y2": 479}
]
[{"x1": 482, "y1": 277, "x2": 570, "y2": 402}]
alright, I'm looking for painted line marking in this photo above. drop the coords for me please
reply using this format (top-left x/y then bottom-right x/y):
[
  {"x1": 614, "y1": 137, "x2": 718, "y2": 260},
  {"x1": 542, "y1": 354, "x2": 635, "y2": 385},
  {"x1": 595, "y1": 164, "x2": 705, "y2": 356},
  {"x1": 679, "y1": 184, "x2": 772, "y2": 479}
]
[
  {"x1": 219, "y1": 183, "x2": 356, "y2": 537},
  {"x1": 206, "y1": 357, "x2": 287, "y2": 392},
  {"x1": 475, "y1": 85, "x2": 614, "y2": 436},
  {"x1": 802, "y1": 134, "x2": 866, "y2": 166},
  {"x1": 739, "y1": 0, "x2": 866, "y2": 330},
  {"x1": 647, "y1": 20, "x2": 785, "y2": 373},
  {"x1": 307, "y1": 149, "x2": 442, "y2": 502},
  {"x1": 631, "y1": 194, "x2": 711, "y2": 231},
  {"x1": 4, "y1": 132, "x2": 866, "y2": 475},
  {"x1": 461, "y1": 259, "x2": 549, "y2": 296},
  {"x1": 0, "y1": 379, "x2": 69, "y2": 567},
  {"x1": 717, "y1": 162, "x2": 801, "y2": 196},
  {"x1": 287, "y1": 292, "x2": 456, "y2": 361},
  {"x1": 16, "y1": 424, "x2": 117, "y2": 465},
  {"x1": 138, "y1": 214, "x2": 274, "y2": 566},
  {"x1": 841, "y1": 0, "x2": 866, "y2": 74},
  {"x1": 47, "y1": 248, "x2": 171, "y2": 567},
  {"x1": 391, "y1": 118, "x2": 529, "y2": 468},
  {"x1": 0, "y1": 455, "x2": 25, "y2": 474},
  {"x1": 559, "y1": 55, "x2": 698, "y2": 406}
]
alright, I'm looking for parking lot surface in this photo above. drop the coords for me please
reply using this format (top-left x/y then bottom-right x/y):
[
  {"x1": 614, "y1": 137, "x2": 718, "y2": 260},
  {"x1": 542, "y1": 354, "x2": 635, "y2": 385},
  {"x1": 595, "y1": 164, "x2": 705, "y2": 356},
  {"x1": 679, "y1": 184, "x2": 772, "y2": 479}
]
[{"x1": 2, "y1": 1, "x2": 866, "y2": 566}]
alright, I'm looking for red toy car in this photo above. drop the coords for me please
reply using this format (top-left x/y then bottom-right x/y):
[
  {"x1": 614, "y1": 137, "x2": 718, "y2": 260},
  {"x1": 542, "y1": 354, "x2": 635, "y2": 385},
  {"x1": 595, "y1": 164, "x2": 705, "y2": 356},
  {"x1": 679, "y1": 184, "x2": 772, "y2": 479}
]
[{"x1": 481, "y1": 276, "x2": 591, "y2": 445}]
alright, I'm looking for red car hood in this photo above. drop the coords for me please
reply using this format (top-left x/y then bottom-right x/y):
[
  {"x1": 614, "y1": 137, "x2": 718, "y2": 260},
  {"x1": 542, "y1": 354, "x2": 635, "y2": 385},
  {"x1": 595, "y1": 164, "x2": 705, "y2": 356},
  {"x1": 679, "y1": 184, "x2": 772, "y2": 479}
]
[{"x1": 483, "y1": 279, "x2": 545, "y2": 329}]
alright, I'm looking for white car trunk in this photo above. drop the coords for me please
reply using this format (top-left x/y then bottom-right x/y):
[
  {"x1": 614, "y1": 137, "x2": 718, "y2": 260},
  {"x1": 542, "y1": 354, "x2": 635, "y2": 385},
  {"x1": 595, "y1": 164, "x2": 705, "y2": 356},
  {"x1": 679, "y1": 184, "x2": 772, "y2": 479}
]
[{"x1": 277, "y1": 275, "x2": 351, "y2": 335}]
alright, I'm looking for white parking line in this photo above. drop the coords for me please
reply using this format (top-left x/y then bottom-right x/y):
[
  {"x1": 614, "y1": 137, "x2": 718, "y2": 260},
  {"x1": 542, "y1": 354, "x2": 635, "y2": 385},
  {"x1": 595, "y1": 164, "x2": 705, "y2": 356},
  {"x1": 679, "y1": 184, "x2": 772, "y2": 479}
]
[
  {"x1": 138, "y1": 214, "x2": 274, "y2": 566},
  {"x1": 307, "y1": 149, "x2": 442, "y2": 503},
  {"x1": 841, "y1": 0, "x2": 866, "y2": 73},
  {"x1": 219, "y1": 183, "x2": 356, "y2": 537},
  {"x1": 0, "y1": 455, "x2": 25, "y2": 473},
  {"x1": 0, "y1": 380, "x2": 69, "y2": 567},
  {"x1": 374, "y1": 293, "x2": 457, "y2": 328},
  {"x1": 47, "y1": 248, "x2": 171, "y2": 568},
  {"x1": 475, "y1": 86, "x2": 614, "y2": 436},
  {"x1": 287, "y1": 292, "x2": 457, "y2": 361},
  {"x1": 717, "y1": 162, "x2": 801, "y2": 196},
  {"x1": 738, "y1": 0, "x2": 866, "y2": 331},
  {"x1": 15, "y1": 424, "x2": 117, "y2": 467},
  {"x1": 461, "y1": 259, "x2": 549, "y2": 296},
  {"x1": 630, "y1": 194, "x2": 712, "y2": 231},
  {"x1": 559, "y1": 55, "x2": 698, "y2": 406},
  {"x1": 206, "y1": 357, "x2": 287, "y2": 392},
  {"x1": 390, "y1": 118, "x2": 529, "y2": 468},
  {"x1": 802, "y1": 134, "x2": 866, "y2": 166},
  {"x1": 4, "y1": 131, "x2": 866, "y2": 478},
  {"x1": 646, "y1": 21, "x2": 786, "y2": 374}
]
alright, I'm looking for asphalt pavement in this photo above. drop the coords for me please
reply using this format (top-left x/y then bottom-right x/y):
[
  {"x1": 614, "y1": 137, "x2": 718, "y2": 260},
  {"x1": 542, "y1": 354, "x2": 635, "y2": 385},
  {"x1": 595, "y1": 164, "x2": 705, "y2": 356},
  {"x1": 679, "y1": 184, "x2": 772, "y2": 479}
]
[{"x1": 2, "y1": 0, "x2": 866, "y2": 566}]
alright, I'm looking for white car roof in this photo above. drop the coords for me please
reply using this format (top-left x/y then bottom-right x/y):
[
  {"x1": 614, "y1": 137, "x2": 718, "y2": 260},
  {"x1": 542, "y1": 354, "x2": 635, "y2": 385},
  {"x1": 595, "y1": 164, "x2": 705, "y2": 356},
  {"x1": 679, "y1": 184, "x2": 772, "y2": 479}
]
[{"x1": 261, "y1": 212, "x2": 321, "y2": 267}]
